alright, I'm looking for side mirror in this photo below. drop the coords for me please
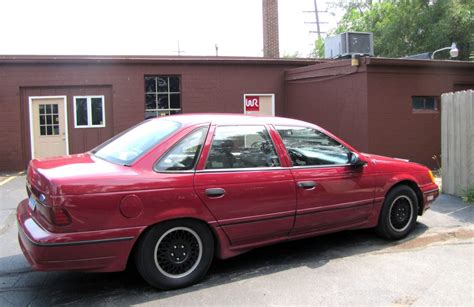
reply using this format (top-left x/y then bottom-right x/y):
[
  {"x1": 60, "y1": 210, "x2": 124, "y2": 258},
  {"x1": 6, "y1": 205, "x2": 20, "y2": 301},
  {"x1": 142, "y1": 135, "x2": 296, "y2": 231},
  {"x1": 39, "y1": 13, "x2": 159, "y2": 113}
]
[{"x1": 348, "y1": 152, "x2": 367, "y2": 168}]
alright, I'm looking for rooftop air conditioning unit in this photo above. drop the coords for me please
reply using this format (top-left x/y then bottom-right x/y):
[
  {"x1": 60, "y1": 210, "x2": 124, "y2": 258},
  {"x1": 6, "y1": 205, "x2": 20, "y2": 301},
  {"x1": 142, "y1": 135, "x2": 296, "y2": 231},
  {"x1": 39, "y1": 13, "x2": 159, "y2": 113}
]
[{"x1": 324, "y1": 32, "x2": 374, "y2": 59}]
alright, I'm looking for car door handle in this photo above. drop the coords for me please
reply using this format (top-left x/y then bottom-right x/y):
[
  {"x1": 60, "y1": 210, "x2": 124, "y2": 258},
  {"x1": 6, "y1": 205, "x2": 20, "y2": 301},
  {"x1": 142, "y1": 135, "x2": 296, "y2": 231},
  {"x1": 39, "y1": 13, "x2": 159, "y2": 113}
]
[
  {"x1": 205, "y1": 188, "x2": 225, "y2": 197},
  {"x1": 297, "y1": 181, "x2": 317, "y2": 189}
]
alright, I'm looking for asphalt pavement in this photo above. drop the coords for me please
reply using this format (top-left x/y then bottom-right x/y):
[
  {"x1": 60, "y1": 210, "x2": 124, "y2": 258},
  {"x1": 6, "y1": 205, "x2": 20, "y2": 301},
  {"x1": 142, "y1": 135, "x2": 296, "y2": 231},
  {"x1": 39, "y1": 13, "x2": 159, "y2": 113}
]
[{"x1": 0, "y1": 175, "x2": 473, "y2": 306}]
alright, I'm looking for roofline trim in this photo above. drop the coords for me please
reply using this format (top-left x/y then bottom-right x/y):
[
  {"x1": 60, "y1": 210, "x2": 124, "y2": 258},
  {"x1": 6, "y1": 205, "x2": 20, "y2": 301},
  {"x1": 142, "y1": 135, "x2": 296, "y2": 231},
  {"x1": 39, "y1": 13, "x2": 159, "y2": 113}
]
[
  {"x1": 0, "y1": 54, "x2": 322, "y2": 66},
  {"x1": 364, "y1": 57, "x2": 474, "y2": 68}
]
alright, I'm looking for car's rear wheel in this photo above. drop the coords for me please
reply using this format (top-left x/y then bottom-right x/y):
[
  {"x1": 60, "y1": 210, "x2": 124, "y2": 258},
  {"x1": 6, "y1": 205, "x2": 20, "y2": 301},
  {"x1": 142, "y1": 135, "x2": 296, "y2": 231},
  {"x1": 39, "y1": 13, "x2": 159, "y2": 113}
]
[
  {"x1": 135, "y1": 220, "x2": 214, "y2": 290},
  {"x1": 376, "y1": 185, "x2": 419, "y2": 240}
]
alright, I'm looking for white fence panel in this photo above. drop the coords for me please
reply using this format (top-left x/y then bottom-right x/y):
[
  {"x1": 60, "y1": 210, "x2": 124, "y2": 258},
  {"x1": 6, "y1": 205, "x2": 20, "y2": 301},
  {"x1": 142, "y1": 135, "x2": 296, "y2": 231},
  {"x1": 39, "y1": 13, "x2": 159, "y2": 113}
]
[{"x1": 441, "y1": 90, "x2": 473, "y2": 196}]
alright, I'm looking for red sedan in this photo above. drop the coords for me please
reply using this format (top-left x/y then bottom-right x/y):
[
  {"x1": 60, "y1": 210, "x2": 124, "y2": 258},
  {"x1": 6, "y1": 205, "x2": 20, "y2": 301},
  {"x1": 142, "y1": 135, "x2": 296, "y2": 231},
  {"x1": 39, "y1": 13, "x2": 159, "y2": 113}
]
[{"x1": 17, "y1": 114, "x2": 439, "y2": 289}]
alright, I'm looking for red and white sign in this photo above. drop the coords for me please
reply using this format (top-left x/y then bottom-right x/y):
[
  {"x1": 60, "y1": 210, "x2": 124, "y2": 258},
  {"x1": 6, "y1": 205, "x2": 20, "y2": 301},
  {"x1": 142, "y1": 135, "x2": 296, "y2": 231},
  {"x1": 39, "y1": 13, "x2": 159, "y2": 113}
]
[{"x1": 245, "y1": 96, "x2": 260, "y2": 112}]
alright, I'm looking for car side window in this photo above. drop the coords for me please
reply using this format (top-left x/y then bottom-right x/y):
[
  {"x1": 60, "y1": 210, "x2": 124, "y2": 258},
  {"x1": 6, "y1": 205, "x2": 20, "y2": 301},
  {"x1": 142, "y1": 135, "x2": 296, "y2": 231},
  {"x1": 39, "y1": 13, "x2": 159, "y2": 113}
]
[
  {"x1": 155, "y1": 127, "x2": 208, "y2": 171},
  {"x1": 276, "y1": 126, "x2": 350, "y2": 166},
  {"x1": 205, "y1": 126, "x2": 281, "y2": 169}
]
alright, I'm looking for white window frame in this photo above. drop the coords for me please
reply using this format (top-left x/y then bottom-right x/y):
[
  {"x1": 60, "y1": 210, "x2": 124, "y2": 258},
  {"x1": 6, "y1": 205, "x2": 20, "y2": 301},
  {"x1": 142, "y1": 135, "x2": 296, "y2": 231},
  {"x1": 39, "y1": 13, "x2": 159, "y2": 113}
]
[{"x1": 73, "y1": 95, "x2": 106, "y2": 128}]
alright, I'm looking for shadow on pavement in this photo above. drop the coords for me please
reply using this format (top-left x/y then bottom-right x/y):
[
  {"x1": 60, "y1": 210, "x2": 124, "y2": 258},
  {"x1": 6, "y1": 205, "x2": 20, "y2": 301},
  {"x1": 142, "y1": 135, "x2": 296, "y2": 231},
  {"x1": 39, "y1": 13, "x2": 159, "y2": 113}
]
[{"x1": 0, "y1": 223, "x2": 429, "y2": 306}]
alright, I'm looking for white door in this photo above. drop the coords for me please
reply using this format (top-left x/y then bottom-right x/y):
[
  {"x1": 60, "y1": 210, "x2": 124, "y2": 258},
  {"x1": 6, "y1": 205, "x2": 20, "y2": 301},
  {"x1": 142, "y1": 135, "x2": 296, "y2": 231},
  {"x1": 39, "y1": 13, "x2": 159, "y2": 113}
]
[{"x1": 30, "y1": 97, "x2": 68, "y2": 159}]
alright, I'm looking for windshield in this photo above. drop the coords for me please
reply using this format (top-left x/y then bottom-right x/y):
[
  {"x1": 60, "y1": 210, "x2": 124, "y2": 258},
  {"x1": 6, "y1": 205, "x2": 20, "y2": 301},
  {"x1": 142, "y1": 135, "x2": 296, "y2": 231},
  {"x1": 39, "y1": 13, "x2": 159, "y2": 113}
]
[{"x1": 92, "y1": 119, "x2": 181, "y2": 165}]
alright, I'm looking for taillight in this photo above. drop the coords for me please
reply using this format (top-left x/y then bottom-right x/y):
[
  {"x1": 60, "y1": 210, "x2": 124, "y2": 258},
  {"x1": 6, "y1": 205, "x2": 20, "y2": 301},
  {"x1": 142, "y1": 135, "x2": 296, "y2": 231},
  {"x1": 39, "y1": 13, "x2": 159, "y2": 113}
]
[{"x1": 50, "y1": 207, "x2": 72, "y2": 226}]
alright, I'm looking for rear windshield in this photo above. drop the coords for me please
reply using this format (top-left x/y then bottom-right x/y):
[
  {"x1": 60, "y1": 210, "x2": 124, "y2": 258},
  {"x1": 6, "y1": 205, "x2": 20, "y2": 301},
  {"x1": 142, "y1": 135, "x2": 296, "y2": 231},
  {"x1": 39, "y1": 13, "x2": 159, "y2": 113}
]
[{"x1": 92, "y1": 119, "x2": 181, "y2": 166}]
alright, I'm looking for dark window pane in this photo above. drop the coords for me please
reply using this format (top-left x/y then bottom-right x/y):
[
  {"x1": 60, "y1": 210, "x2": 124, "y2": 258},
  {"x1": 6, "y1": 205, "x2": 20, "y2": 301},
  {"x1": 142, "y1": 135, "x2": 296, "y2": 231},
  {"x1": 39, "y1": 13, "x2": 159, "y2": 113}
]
[
  {"x1": 412, "y1": 96, "x2": 438, "y2": 111},
  {"x1": 45, "y1": 104, "x2": 51, "y2": 114},
  {"x1": 145, "y1": 76, "x2": 156, "y2": 93},
  {"x1": 53, "y1": 125, "x2": 60, "y2": 135},
  {"x1": 276, "y1": 126, "x2": 350, "y2": 166},
  {"x1": 53, "y1": 114, "x2": 59, "y2": 124},
  {"x1": 425, "y1": 97, "x2": 436, "y2": 110},
  {"x1": 170, "y1": 110, "x2": 181, "y2": 115},
  {"x1": 39, "y1": 105, "x2": 45, "y2": 114},
  {"x1": 46, "y1": 115, "x2": 52, "y2": 124},
  {"x1": 155, "y1": 127, "x2": 207, "y2": 171},
  {"x1": 146, "y1": 94, "x2": 157, "y2": 110},
  {"x1": 170, "y1": 94, "x2": 180, "y2": 109},
  {"x1": 145, "y1": 111, "x2": 157, "y2": 119},
  {"x1": 40, "y1": 115, "x2": 45, "y2": 125},
  {"x1": 40, "y1": 126, "x2": 46, "y2": 136},
  {"x1": 412, "y1": 97, "x2": 424, "y2": 110},
  {"x1": 157, "y1": 94, "x2": 169, "y2": 109},
  {"x1": 52, "y1": 104, "x2": 58, "y2": 114},
  {"x1": 91, "y1": 98, "x2": 104, "y2": 125},
  {"x1": 157, "y1": 77, "x2": 168, "y2": 92},
  {"x1": 76, "y1": 98, "x2": 88, "y2": 126},
  {"x1": 46, "y1": 126, "x2": 52, "y2": 135},
  {"x1": 169, "y1": 77, "x2": 180, "y2": 92},
  {"x1": 206, "y1": 126, "x2": 280, "y2": 169}
]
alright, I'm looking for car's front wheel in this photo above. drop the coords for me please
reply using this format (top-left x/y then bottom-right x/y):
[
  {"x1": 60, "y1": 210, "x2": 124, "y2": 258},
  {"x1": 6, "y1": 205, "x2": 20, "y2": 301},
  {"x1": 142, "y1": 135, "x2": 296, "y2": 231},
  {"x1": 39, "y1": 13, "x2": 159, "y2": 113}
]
[
  {"x1": 135, "y1": 220, "x2": 214, "y2": 290},
  {"x1": 376, "y1": 185, "x2": 419, "y2": 240}
]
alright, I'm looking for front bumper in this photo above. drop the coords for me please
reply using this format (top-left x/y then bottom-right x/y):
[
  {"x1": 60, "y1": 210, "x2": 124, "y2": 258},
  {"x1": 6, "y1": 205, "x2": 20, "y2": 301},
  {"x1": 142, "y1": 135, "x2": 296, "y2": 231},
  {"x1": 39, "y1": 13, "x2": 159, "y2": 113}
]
[
  {"x1": 17, "y1": 199, "x2": 145, "y2": 272},
  {"x1": 420, "y1": 183, "x2": 440, "y2": 213}
]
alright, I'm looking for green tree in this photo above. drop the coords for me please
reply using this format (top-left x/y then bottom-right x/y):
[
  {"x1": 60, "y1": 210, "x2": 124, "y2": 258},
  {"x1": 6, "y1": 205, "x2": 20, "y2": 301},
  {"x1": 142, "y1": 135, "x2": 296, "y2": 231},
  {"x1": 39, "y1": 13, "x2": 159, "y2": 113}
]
[{"x1": 318, "y1": 0, "x2": 473, "y2": 60}]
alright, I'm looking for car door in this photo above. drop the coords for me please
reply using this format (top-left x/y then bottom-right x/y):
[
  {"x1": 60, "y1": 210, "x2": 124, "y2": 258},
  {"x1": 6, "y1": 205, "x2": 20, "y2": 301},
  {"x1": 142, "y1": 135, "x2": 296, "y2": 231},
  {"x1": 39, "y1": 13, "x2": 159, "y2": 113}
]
[
  {"x1": 194, "y1": 124, "x2": 296, "y2": 246},
  {"x1": 274, "y1": 125, "x2": 375, "y2": 235}
]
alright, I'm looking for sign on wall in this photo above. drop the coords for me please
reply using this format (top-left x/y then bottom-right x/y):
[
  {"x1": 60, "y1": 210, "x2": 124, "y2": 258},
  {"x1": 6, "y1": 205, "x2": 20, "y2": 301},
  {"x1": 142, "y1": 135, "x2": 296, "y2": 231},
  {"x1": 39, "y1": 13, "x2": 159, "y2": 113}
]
[{"x1": 245, "y1": 96, "x2": 260, "y2": 112}]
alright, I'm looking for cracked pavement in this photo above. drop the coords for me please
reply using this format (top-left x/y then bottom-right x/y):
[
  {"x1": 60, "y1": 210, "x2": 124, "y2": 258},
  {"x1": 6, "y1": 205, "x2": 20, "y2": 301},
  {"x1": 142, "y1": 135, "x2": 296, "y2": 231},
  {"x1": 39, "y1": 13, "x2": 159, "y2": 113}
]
[{"x1": 0, "y1": 175, "x2": 473, "y2": 306}]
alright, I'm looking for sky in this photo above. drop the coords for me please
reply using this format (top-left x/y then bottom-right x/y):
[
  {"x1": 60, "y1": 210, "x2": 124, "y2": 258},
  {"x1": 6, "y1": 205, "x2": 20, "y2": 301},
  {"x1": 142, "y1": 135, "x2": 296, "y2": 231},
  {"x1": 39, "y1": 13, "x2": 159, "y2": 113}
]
[{"x1": 0, "y1": 0, "x2": 342, "y2": 57}]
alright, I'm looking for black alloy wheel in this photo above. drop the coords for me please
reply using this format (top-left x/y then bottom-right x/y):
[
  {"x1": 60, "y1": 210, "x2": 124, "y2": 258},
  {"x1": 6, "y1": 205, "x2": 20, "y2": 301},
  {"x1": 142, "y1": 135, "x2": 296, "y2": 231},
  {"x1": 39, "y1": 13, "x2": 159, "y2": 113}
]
[
  {"x1": 154, "y1": 227, "x2": 202, "y2": 278},
  {"x1": 376, "y1": 185, "x2": 419, "y2": 240},
  {"x1": 135, "y1": 220, "x2": 214, "y2": 290}
]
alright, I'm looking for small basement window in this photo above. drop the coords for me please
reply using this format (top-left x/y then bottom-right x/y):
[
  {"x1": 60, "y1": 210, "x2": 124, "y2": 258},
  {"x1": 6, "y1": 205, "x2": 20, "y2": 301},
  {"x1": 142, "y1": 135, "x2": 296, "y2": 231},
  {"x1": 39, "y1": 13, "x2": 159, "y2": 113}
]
[
  {"x1": 74, "y1": 96, "x2": 105, "y2": 128},
  {"x1": 145, "y1": 76, "x2": 181, "y2": 118},
  {"x1": 412, "y1": 96, "x2": 439, "y2": 112}
]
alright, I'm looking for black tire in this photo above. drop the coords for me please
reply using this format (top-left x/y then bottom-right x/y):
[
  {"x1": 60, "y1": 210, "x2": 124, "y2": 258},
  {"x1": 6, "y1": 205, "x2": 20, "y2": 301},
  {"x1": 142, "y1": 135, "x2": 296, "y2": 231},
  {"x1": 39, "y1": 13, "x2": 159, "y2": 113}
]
[
  {"x1": 134, "y1": 220, "x2": 214, "y2": 290},
  {"x1": 375, "y1": 185, "x2": 419, "y2": 240}
]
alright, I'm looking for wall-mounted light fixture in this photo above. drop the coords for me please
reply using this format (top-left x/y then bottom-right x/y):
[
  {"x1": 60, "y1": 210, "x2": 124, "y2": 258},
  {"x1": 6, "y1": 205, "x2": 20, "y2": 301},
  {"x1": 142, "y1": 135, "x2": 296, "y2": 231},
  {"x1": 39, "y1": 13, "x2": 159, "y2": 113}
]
[{"x1": 431, "y1": 42, "x2": 459, "y2": 59}]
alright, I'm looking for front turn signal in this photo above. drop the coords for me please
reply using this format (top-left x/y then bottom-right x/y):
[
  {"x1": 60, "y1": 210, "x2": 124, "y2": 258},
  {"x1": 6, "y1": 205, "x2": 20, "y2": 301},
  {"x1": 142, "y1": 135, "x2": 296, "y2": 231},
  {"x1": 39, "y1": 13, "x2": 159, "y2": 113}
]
[{"x1": 428, "y1": 170, "x2": 435, "y2": 183}]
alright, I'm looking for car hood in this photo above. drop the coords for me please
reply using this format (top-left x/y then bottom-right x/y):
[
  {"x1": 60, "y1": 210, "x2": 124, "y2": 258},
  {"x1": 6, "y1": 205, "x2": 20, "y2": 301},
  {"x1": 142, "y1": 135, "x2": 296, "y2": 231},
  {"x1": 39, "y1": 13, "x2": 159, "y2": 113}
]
[
  {"x1": 362, "y1": 153, "x2": 428, "y2": 172},
  {"x1": 28, "y1": 153, "x2": 140, "y2": 196}
]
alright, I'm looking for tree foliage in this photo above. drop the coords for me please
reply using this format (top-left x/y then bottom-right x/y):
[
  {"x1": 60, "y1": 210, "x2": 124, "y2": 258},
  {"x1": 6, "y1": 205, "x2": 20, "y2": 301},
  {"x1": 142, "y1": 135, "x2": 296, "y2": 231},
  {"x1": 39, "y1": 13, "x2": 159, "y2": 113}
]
[{"x1": 320, "y1": 0, "x2": 473, "y2": 60}]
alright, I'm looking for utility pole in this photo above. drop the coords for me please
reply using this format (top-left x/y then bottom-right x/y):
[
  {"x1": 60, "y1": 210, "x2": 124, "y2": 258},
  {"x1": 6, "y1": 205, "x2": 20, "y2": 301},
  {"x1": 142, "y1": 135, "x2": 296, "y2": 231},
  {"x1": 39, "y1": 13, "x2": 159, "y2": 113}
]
[
  {"x1": 303, "y1": 0, "x2": 327, "y2": 40},
  {"x1": 313, "y1": 0, "x2": 321, "y2": 40},
  {"x1": 174, "y1": 41, "x2": 185, "y2": 56}
]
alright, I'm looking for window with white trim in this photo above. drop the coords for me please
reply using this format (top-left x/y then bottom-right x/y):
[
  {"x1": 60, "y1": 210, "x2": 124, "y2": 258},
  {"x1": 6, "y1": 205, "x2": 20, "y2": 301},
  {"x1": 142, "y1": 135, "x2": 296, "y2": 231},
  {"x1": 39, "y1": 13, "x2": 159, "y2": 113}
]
[
  {"x1": 74, "y1": 96, "x2": 105, "y2": 128},
  {"x1": 145, "y1": 76, "x2": 181, "y2": 118}
]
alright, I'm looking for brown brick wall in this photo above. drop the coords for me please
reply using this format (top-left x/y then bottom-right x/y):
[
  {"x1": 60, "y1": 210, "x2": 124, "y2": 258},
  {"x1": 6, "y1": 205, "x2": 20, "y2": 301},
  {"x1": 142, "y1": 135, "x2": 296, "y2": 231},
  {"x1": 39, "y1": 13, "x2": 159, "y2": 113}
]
[
  {"x1": 262, "y1": 0, "x2": 280, "y2": 58},
  {"x1": 367, "y1": 65, "x2": 474, "y2": 168},
  {"x1": 285, "y1": 65, "x2": 370, "y2": 152},
  {"x1": 0, "y1": 61, "x2": 301, "y2": 170}
]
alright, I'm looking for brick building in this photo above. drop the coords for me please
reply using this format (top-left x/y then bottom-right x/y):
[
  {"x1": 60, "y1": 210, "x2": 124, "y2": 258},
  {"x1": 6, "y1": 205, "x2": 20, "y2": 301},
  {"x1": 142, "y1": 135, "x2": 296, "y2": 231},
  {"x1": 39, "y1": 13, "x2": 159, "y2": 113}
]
[{"x1": 0, "y1": 55, "x2": 472, "y2": 170}]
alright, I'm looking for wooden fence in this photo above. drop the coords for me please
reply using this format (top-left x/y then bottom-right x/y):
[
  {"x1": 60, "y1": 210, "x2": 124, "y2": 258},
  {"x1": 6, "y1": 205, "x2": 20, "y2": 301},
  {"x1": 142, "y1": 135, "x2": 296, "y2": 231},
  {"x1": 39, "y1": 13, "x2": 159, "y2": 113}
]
[{"x1": 441, "y1": 90, "x2": 473, "y2": 196}]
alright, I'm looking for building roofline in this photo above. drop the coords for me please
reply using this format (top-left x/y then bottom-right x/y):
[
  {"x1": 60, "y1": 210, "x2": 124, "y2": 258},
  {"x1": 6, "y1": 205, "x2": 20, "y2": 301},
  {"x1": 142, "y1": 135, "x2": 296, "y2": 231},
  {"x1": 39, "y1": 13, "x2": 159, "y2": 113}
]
[
  {"x1": 286, "y1": 56, "x2": 474, "y2": 81},
  {"x1": 364, "y1": 57, "x2": 474, "y2": 68},
  {"x1": 0, "y1": 54, "x2": 322, "y2": 66}
]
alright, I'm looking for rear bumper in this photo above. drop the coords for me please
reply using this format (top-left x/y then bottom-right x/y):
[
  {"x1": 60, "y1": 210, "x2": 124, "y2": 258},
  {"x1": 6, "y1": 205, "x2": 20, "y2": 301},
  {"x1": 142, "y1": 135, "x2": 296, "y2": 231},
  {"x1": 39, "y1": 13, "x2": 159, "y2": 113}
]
[
  {"x1": 420, "y1": 183, "x2": 440, "y2": 213},
  {"x1": 17, "y1": 199, "x2": 145, "y2": 272}
]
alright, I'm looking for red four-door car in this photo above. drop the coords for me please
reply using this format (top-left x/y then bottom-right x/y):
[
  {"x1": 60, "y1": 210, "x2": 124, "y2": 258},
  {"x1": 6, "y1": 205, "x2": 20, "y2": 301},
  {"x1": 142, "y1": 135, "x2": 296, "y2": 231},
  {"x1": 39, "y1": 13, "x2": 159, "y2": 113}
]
[{"x1": 18, "y1": 114, "x2": 439, "y2": 289}]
